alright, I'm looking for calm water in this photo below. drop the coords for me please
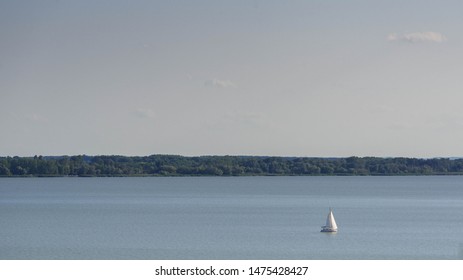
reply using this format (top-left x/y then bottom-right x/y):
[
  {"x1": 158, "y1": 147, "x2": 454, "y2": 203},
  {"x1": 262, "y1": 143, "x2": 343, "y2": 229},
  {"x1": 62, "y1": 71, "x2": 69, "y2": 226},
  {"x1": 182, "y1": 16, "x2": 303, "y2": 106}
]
[{"x1": 1, "y1": 176, "x2": 463, "y2": 260}]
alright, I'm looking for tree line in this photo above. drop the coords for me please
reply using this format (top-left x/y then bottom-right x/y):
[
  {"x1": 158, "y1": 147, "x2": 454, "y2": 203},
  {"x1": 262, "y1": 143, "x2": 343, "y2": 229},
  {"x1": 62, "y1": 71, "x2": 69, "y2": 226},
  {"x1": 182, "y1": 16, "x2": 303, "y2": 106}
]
[{"x1": 1, "y1": 155, "x2": 463, "y2": 177}]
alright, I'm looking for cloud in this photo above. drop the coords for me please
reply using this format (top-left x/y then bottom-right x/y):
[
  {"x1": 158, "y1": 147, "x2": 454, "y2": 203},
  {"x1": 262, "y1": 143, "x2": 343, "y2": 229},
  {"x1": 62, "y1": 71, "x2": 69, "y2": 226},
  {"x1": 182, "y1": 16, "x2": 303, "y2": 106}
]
[
  {"x1": 387, "y1": 32, "x2": 447, "y2": 43},
  {"x1": 204, "y1": 79, "x2": 237, "y2": 88},
  {"x1": 133, "y1": 108, "x2": 156, "y2": 119}
]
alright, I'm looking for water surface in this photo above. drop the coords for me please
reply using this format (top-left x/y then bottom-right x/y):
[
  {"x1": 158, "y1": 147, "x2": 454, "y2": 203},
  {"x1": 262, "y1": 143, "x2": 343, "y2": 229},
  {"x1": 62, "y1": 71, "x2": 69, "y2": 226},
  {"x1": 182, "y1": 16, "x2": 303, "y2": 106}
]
[{"x1": 1, "y1": 176, "x2": 462, "y2": 259}]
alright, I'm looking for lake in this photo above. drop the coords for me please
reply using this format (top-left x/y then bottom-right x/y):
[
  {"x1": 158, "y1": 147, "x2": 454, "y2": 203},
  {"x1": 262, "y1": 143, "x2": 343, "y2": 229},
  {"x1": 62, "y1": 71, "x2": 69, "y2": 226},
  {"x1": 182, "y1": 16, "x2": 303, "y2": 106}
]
[{"x1": 1, "y1": 176, "x2": 462, "y2": 259}]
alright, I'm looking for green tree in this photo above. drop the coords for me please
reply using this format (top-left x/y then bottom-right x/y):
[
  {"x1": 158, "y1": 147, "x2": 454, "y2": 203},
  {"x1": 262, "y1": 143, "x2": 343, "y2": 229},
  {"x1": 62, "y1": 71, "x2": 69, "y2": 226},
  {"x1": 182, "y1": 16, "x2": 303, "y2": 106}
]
[{"x1": 0, "y1": 165, "x2": 11, "y2": 176}]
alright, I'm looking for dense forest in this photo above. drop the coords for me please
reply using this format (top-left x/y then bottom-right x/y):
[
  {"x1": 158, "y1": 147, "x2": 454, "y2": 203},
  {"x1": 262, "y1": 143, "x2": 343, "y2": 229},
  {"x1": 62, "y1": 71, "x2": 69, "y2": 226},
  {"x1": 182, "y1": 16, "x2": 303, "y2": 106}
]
[{"x1": 1, "y1": 155, "x2": 463, "y2": 177}]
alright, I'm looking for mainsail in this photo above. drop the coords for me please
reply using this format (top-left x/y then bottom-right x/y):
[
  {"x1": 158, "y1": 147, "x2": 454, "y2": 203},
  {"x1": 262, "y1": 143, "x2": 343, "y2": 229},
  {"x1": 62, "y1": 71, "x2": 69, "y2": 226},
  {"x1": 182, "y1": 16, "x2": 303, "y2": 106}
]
[
  {"x1": 321, "y1": 208, "x2": 338, "y2": 232},
  {"x1": 325, "y1": 208, "x2": 337, "y2": 229}
]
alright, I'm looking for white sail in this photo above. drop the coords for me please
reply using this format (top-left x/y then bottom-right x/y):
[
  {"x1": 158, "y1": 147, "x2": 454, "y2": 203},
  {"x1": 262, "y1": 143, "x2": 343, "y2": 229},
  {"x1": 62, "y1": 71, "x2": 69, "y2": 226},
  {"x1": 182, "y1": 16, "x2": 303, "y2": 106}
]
[
  {"x1": 325, "y1": 209, "x2": 337, "y2": 229},
  {"x1": 321, "y1": 208, "x2": 338, "y2": 232}
]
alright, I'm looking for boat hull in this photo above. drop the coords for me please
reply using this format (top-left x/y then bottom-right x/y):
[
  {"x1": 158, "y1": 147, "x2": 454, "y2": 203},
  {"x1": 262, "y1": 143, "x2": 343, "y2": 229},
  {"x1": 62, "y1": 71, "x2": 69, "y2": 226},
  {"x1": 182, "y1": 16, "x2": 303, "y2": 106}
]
[{"x1": 321, "y1": 227, "x2": 337, "y2": 233}]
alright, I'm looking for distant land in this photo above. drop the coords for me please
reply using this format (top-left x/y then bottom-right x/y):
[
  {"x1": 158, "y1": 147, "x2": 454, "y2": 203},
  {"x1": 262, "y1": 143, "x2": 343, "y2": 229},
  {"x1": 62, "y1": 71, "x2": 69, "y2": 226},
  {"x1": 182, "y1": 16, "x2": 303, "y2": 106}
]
[{"x1": 1, "y1": 155, "x2": 463, "y2": 177}]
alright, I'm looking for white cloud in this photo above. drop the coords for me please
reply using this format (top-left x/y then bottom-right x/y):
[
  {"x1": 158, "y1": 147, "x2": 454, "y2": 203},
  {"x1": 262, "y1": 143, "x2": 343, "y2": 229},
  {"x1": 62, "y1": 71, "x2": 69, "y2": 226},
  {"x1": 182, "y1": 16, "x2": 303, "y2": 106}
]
[
  {"x1": 133, "y1": 108, "x2": 156, "y2": 119},
  {"x1": 388, "y1": 31, "x2": 447, "y2": 43},
  {"x1": 204, "y1": 79, "x2": 237, "y2": 88}
]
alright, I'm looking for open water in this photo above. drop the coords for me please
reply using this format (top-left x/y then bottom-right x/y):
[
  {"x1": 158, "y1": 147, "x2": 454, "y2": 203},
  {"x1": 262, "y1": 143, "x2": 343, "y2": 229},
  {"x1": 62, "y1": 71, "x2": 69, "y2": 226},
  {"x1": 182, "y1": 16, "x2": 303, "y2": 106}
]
[{"x1": 1, "y1": 176, "x2": 462, "y2": 259}]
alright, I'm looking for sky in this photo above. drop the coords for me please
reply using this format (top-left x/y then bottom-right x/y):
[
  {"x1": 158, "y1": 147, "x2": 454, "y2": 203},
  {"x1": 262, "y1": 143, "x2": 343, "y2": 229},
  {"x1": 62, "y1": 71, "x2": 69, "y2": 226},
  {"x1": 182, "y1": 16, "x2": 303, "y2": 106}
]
[{"x1": 1, "y1": 0, "x2": 463, "y2": 157}]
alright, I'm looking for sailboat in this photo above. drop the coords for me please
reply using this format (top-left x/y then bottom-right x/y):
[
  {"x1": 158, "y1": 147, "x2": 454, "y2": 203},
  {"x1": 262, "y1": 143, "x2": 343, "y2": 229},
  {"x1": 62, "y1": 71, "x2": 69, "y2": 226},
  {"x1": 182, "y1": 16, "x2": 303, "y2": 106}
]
[{"x1": 321, "y1": 208, "x2": 338, "y2": 232}]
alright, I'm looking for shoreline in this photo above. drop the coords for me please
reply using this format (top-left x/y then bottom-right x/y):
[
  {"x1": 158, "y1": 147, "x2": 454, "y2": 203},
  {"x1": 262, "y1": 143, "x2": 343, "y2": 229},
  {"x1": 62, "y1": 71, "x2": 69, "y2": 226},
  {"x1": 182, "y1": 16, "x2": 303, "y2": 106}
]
[{"x1": 2, "y1": 155, "x2": 463, "y2": 177}]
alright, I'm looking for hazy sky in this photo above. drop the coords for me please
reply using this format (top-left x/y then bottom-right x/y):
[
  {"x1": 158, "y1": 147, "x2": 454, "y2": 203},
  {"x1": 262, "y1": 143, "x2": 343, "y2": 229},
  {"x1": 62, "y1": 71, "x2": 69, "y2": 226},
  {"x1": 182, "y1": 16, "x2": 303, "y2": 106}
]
[{"x1": 2, "y1": 0, "x2": 463, "y2": 157}]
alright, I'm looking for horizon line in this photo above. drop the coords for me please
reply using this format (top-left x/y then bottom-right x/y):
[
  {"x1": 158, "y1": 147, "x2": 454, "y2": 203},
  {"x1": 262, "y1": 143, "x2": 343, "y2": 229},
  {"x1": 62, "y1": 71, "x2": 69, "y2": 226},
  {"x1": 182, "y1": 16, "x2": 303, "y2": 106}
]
[{"x1": 1, "y1": 154, "x2": 462, "y2": 160}]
